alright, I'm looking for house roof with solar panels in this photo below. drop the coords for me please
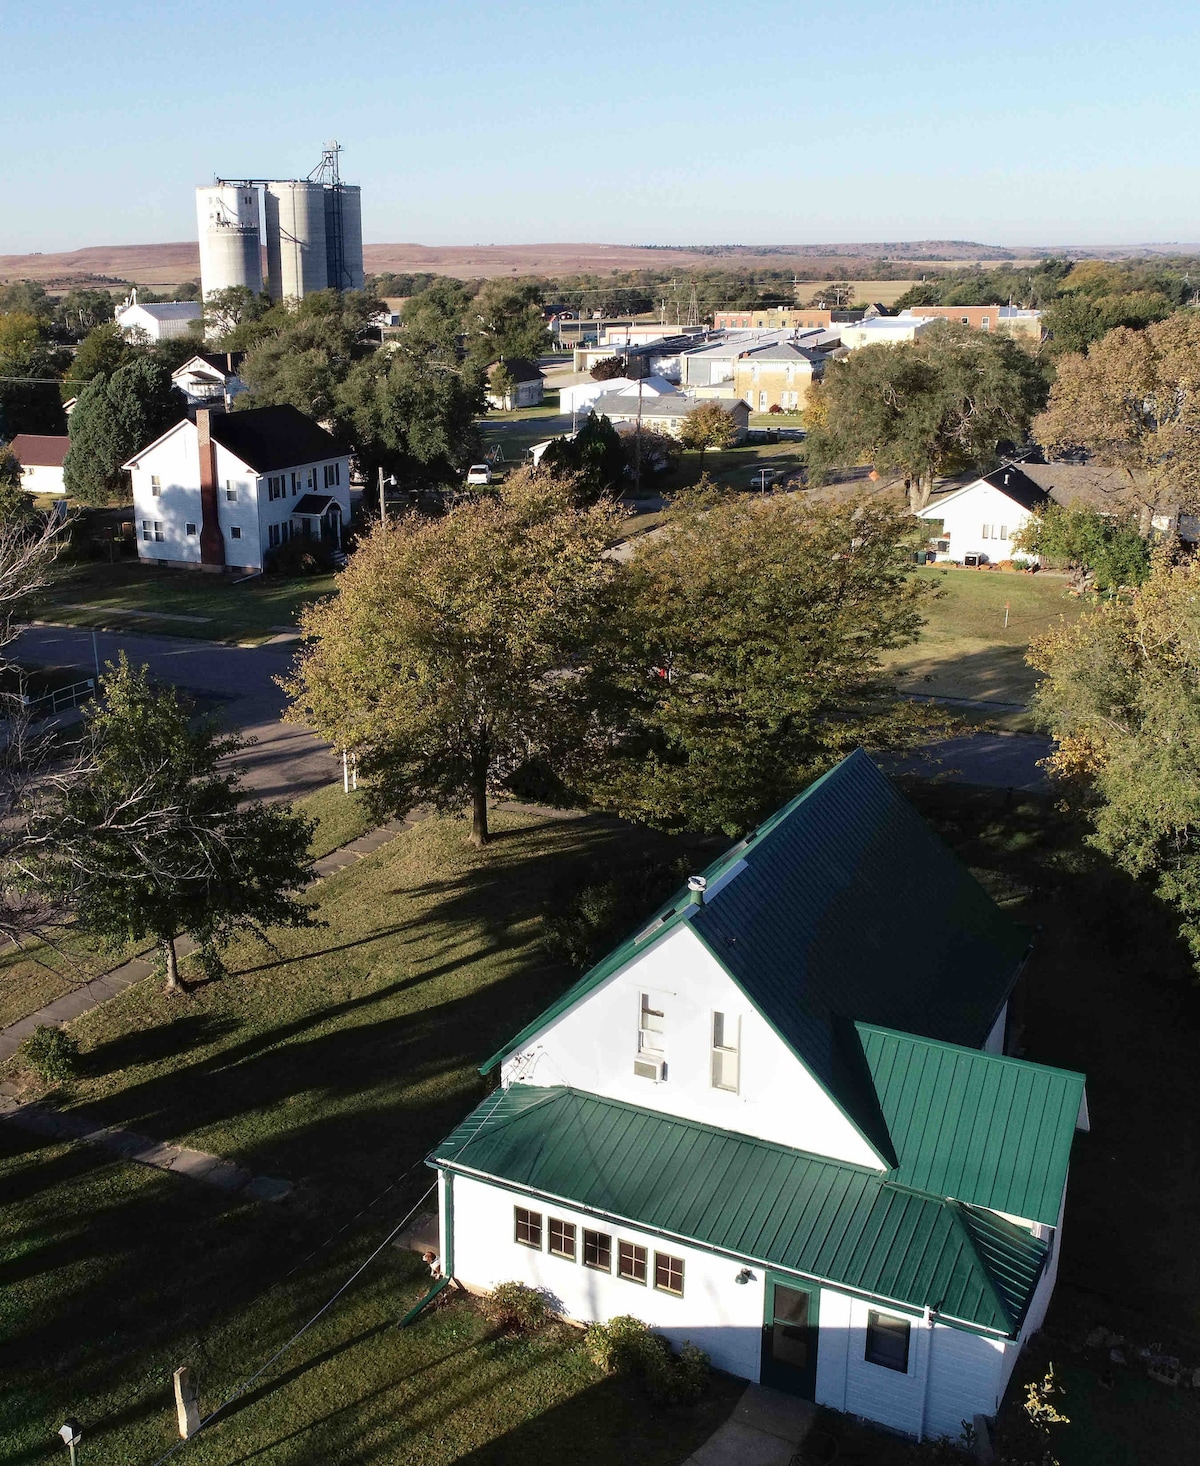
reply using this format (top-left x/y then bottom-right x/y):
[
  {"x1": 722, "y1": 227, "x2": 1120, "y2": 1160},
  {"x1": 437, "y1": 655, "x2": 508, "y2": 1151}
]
[{"x1": 427, "y1": 751, "x2": 1087, "y2": 1441}]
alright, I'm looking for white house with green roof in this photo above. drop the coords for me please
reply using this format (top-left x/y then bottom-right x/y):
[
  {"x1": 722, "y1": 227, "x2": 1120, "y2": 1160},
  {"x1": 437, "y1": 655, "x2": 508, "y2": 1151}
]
[{"x1": 428, "y1": 751, "x2": 1087, "y2": 1442}]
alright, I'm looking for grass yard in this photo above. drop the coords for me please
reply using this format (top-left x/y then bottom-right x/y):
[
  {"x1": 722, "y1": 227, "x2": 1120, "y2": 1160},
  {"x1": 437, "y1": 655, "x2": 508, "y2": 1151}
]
[
  {"x1": 882, "y1": 566, "x2": 1089, "y2": 707},
  {"x1": 33, "y1": 560, "x2": 339, "y2": 645},
  {"x1": 6, "y1": 781, "x2": 1200, "y2": 1464},
  {"x1": 0, "y1": 782, "x2": 380, "y2": 1032}
]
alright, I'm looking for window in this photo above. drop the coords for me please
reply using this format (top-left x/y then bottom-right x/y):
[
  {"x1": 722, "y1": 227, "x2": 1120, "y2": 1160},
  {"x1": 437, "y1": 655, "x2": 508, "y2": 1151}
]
[
  {"x1": 618, "y1": 1241, "x2": 648, "y2": 1284},
  {"x1": 960, "y1": 316, "x2": 970, "y2": 326},
  {"x1": 324, "y1": 462, "x2": 341, "y2": 488},
  {"x1": 306, "y1": 467, "x2": 316, "y2": 490},
  {"x1": 981, "y1": 316, "x2": 991, "y2": 330},
  {"x1": 639, "y1": 993, "x2": 664, "y2": 1054},
  {"x1": 865, "y1": 1311, "x2": 911, "y2": 1372},
  {"x1": 267, "y1": 475, "x2": 286, "y2": 501},
  {"x1": 225, "y1": 481, "x2": 238, "y2": 502},
  {"x1": 268, "y1": 524, "x2": 280, "y2": 548},
  {"x1": 759, "y1": 391, "x2": 767, "y2": 410},
  {"x1": 999, "y1": 525, "x2": 1008, "y2": 541},
  {"x1": 981, "y1": 523, "x2": 992, "y2": 539},
  {"x1": 153, "y1": 522, "x2": 164, "y2": 542},
  {"x1": 291, "y1": 471, "x2": 300, "y2": 495},
  {"x1": 229, "y1": 526, "x2": 242, "y2": 540},
  {"x1": 185, "y1": 522, "x2": 197, "y2": 537},
  {"x1": 141, "y1": 519, "x2": 152, "y2": 542},
  {"x1": 711, "y1": 1011, "x2": 740, "y2": 1092},
  {"x1": 548, "y1": 1218, "x2": 576, "y2": 1259},
  {"x1": 583, "y1": 1229, "x2": 612, "y2": 1271},
  {"x1": 514, "y1": 1207, "x2": 543, "y2": 1249},
  {"x1": 150, "y1": 475, "x2": 161, "y2": 496},
  {"x1": 654, "y1": 1252, "x2": 684, "y2": 1296}
]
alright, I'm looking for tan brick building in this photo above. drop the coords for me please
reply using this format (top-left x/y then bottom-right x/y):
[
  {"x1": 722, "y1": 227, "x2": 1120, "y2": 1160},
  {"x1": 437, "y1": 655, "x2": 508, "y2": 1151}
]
[
  {"x1": 732, "y1": 342, "x2": 824, "y2": 412},
  {"x1": 901, "y1": 306, "x2": 1044, "y2": 341},
  {"x1": 714, "y1": 307, "x2": 837, "y2": 331}
]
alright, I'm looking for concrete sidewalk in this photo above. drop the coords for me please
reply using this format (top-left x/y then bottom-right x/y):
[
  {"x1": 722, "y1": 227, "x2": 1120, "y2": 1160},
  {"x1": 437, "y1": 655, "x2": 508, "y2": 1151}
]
[{"x1": 684, "y1": 1385, "x2": 815, "y2": 1466}]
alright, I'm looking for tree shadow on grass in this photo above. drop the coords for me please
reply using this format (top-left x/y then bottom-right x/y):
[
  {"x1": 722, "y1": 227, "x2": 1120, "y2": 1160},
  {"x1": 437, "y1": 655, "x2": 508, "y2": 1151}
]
[{"x1": 84, "y1": 1011, "x2": 243, "y2": 1076}]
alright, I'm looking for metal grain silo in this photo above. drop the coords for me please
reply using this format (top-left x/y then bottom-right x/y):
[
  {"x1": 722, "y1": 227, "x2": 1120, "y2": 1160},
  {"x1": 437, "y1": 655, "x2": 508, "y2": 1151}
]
[
  {"x1": 264, "y1": 181, "x2": 328, "y2": 301},
  {"x1": 196, "y1": 185, "x2": 263, "y2": 297},
  {"x1": 324, "y1": 184, "x2": 364, "y2": 292}
]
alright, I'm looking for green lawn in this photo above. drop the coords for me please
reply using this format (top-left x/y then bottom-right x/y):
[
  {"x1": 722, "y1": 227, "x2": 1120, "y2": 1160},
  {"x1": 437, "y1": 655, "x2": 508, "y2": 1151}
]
[
  {"x1": 0, "y1": 782, "x2": 379, "y2": 1032},
  {"x1": 882, "y1": 566, "x2": 1089, "y2": 706},
  {"x1": 32, "y1": 561, "x2": 339, "y2": 645},
  {"x1": 0, "y1": 808, "x2": 741, "y2": 1465},
  {"x1": 5, "y1": 785, "x2": 1196, "y2": 1464}
]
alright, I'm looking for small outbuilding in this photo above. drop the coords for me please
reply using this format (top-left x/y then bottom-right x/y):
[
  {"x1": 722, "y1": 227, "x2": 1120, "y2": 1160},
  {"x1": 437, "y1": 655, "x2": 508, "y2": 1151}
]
[
  {"x1": 486, "y1": 359, "x2": 545, "y2": 411},
  {"x1": 6, "y1": 434, "x2": 70, "y2": 496}
]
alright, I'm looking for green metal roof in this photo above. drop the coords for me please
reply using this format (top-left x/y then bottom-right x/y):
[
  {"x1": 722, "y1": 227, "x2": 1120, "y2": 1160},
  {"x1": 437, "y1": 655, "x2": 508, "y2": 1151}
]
[
  {"x1": 481, "y1": 754, "x2": 1031, "y2": 1148},
  {"x1": 856, "y1": 1025, "x2": 1085, "y2": 1227},
  {"x1": 433, "y1": 1086, "x2": 1049, "y2": 1337}
]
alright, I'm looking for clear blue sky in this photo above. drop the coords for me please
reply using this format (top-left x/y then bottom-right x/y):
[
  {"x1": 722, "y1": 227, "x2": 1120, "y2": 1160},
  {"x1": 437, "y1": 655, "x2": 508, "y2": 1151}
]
[{"x1": 3, "y1": 0, "x2": 1198, "y2": 252}]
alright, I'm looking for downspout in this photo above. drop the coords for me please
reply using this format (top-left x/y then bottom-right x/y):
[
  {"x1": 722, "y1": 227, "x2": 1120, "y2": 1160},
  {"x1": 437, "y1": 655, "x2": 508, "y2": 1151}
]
[
  {"x1": 917, "y1": 1304, "x2": 935, "y2": 1442},
  {"x1": 441, "y1": 1167, "x2": 455, "y2": 1279}
]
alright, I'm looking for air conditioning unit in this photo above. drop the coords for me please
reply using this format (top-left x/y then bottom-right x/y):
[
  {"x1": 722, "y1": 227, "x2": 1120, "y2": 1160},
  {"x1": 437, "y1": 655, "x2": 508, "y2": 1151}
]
[{"x1": 633, "y1": 1055, "x2": 665, "y2": 1082}]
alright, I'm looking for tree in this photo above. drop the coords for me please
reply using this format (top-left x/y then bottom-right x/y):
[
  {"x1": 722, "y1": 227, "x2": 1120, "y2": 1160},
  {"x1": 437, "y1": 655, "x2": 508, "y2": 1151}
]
[
  {"x1": 1033, "y1": 313, "x2": 1200, "y2": 514},
  {"x1": 464, "y1": 280, "x2": 548, "y2": 364},
  {"x1": 337, "y1": 338, "x2": 485, "y2": 495},
  {"x1": 1013, "y1": 503, "x2": 1150, "y2": 592},
  {"x1": 285, "y1": 472, "x2": 618, "y2": 846},
  {"x1": 237, "y1": 290, "x2": 381, "y2": 420},
  {"x1": 590, "y1": 356, "x2": 627, "y2": 382},
  {"x1": 678, "y1": 402, "x2": 741, "y2": 466},
  {"x1": 31, "y1": 658, "x2": 315, "y2": 991},
  {"x1": 487, "y1": 361, "x2": 516, "y2": 406},
  {"x1": 66, "y1": 322, "x2": 144, "y2": 399},
  {"x1": 805, "y1": 282, "x2": 854, "y2": 309},
  {"x1": 63, "y1": 357, "x2": 185, "y2": 504},
  {"x1": 1028, "y1": 549, "x2": 1200, "y2": 967},
  {"x1": 202, "y1": 285, "x2": 270, "y2": 345},
  {"x1": 0, "y1": 451, "x2": 38, "y2": 529},
  {"x1": 806, "y1": 322, "x2": 1047, "y2": 509},
  {"x1": 585, "y1": 492, "x2": 934, "y2": 834},
  {"x1": 0, "y1": 311, "x2": 68, "y2": 438},
  {"x1": 539, "y1": 412, "x2": 626, "y2": 505},
  {"x1": 53, "y1": 288, "x2": 117, "y2": 339},
  {"x1": 401, "y1": 278, "x2": 472, "y2": 352}
]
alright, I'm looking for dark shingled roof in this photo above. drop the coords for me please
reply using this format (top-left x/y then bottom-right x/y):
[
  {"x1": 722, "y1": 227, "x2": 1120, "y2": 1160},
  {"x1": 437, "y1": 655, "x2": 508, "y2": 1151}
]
[
  {"x1": 7, "y1": 434, "x2": 70, "y2": 468},
  {"x1": 488, "y1": 358, "x2": 544, "y2": 384},
  {"x1": 207, "y1": 406, "x2": 347, "y2": 474}
]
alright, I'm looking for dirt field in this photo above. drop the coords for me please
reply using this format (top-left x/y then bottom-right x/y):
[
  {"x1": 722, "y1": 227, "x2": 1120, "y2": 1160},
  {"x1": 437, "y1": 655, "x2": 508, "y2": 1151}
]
[{"x1": 0, "y1": 239, "x2": 1172, "y2": 290}]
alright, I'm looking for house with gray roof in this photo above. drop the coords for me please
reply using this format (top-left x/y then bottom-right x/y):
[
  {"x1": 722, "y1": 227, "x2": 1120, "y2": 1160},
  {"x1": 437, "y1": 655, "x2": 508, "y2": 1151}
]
[{"x1": 429, "y1": 751, "x2": 1087, "y2": 1441}]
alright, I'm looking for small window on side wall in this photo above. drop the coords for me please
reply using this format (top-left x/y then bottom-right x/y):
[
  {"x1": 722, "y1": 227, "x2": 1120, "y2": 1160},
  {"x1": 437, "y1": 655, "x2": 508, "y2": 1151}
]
[
  {"x1": 654, "y1": 1252, "x2": 684, "y2": 1296},
  {"x1": 711, "y1": 1012, "x2": 740, "y2": 1092},
  {"x1": 514, "y1": 1206, "x2": 542, "y2": 1249},
  {"x1": 865, "y1": 1310, "x2": 911, "y2": 1372},
  {"x1": 185, "y1": 523, "x2": 197, "y2": 537},
  {"x1": 548, "y1": 1218, "x2": 576, "y2": 1259},
  {"x1": 583, "y1": 1229, "x2": 612, "y2": 1271}
]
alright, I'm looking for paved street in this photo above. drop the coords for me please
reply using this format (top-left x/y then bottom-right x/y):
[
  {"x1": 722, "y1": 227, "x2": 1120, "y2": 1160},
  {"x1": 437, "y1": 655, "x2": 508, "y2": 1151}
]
[
  {"x1": 14, "y1": 623, "x2": 339, "y2": 801},
  {"x1": 883, "y1": 731, "x2": 1052, "y2": 792}
]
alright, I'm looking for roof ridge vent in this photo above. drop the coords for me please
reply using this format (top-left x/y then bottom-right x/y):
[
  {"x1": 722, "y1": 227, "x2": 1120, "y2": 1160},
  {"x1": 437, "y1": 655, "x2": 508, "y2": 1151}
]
[{"x1": 687, "y1": 875, "x2": 708, "y2": 905}]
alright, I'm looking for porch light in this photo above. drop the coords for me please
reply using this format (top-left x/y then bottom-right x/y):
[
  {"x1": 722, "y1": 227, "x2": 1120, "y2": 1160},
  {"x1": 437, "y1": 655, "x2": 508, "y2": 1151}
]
[{"x1": 735, "y1": 1268, "x2": 754, "y2": 1285}]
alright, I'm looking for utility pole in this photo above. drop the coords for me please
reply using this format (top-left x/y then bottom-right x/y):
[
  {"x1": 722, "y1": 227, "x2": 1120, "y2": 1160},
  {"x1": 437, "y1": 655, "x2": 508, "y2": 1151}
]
[{"x1": 633, "y1": 371, "x2": 644, "y2": 498}]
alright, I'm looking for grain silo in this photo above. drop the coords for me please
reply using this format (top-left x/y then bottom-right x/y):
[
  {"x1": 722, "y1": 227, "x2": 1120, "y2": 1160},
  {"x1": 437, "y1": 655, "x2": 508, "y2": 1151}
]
[
  {"x1": 324, "y1": 183, "x2": 364, "y2": 291},
  {"x1": 263, "y1": 181, "x2": 328, "y2": 302},
  {"x1": 195, "y1": 184, "x2": 263, "y2": 298}
]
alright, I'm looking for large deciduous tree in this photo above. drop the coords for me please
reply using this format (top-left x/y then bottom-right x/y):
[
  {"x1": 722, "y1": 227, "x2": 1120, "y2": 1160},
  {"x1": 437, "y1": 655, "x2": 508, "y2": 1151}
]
[
  {"x1": 585, "y1": 492, "x2": 934, "y2": 834},
  {"x1": 464, "y1": 280, "x2": 548, "y2": 364},
  {"x1": 236, "y1": 290, "x2": 381, "y2": 420},
  {"x1": 285, "y1": 472, "x2": 618, "y2": 846},
  {"x1": 806, "y1": 322, "x2": 1047, "y2": 509},
  {"x1": 1033, "y1": 313, "x2": 1200, "y2": 514},
  {"x1": 31, "y1": 658, "x2": 315, "y2": 991},
  {"x1": 67, "y1": 321, "x2": 144, "y2": 398},
  {"x1": 1029, "y1": 550, "x2": 1200, "y2": 966},
  {"x1": 0, "y1": 311, "x2": 68, "y2": 438},
  {"x1": 678, "y1": 401, "x2": 741, "y2": 466},
  {"x1": 1013, "y1": 503, "x2": 1150, "y2": 593},
  {"x1": 63, "y1": 357, "x2": 185, "y2": 504}
]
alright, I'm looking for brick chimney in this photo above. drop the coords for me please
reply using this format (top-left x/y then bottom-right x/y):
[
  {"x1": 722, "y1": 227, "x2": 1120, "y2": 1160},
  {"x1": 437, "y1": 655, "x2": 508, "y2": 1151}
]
[{"x1": 195, "y1": 409, "x2": 226, "y2": 570}]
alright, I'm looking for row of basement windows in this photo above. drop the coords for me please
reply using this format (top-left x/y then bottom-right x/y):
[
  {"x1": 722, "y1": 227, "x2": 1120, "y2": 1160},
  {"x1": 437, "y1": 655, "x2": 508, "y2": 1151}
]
[
  {"x1": 148, "y1": 464, "x2": 341, "y2": 503},
  {"x1": 637, "y1": 996, "x2": 740, "y2": 1091},
  {"x1": 514, "y1": 1206, "x2": 685, "y2": 1296}
]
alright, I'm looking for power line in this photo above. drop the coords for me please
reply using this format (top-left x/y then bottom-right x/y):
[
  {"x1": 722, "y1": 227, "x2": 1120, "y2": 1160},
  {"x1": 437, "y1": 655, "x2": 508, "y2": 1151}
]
[{"x1": 143, "y1": 1180, "x2": 437, "y2": 1466}]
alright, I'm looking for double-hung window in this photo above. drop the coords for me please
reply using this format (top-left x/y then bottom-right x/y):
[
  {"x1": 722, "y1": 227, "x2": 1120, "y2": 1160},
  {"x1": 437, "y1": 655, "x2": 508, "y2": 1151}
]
[
  {"x1": 865, "y1": 1311, "x2": 911, "y2": 1372},
  {"x1": 638, "y1": 993, "x2": 664, "y2": 1055},
  {"x1": 225, "y1": 480, "x2": 237, "y2": 503},
  {"x1": 514, "y1": 1206, "x2": 542, "y2": 1249},
  {"x1": 150, "y1": 475, "x2": 161, "y2": 496},
  {"x1": 185, "y1": 522, "x2": 197, "y2": 537},
  {"x1": 268, "y1": 524, "x2": 280, "y2": 549},
  {"x1": 981, "y1": 523, "x2": 992, "y2": 539},
  {"x1": 711, "y1": 1012, "x2": 740, "y2": 1092},
  {"x1": 323, "y1": 462, "x2": 341, "y2": 488},
  {"x1": 141, "y1": 519, "x2": 152, "y2": 542}
]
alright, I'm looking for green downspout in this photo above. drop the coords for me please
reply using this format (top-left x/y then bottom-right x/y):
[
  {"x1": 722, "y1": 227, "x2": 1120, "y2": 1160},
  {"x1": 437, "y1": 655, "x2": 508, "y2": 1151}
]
[{"x1": 397, "y1": 1169, "x2": 454, "y2": 1330}]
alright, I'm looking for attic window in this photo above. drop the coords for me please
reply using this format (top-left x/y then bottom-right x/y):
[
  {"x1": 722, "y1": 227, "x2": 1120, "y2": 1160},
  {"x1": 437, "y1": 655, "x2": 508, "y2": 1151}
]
[{"x1": 639, "y1": 993, "x2": 664, "y2": 1055}]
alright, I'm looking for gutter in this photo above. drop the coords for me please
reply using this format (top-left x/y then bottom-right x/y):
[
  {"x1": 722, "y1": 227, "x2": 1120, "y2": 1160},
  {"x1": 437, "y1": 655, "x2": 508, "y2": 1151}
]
[{"x1": 397, "y1": 1275, "x2": 450, "y2": 1329}]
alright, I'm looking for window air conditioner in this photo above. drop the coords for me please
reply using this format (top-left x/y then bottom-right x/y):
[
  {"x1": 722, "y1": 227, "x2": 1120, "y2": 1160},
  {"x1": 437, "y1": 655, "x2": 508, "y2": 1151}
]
[{"x1": 633, "y1": 1055, "x2": 665, "y2": 1082}]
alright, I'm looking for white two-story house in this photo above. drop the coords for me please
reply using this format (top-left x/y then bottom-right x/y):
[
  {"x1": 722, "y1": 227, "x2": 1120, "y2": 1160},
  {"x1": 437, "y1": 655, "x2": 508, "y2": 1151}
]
[
  {"x1": 429, "y1": 751, "x2": 1087, "y2": 1442},
  {"x1": 123, "y1": 405, "x2": 351, "y2": 572}
]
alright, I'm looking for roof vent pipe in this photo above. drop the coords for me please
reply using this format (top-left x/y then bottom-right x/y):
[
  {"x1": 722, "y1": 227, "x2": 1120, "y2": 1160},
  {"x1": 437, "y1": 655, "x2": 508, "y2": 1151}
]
[{"x1": 687, "y1": 875, "x2": 708, "y2": 905}]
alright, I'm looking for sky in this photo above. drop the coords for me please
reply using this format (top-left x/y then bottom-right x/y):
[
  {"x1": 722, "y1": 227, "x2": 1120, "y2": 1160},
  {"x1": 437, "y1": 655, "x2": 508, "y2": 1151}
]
[{"x1": 3, "y1": 0, "x2": 1199, "y2": 253}]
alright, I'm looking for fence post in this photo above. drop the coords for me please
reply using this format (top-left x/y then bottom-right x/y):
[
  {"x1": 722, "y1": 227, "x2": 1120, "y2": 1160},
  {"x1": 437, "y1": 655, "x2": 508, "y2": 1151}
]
[{"x1": 173, "y1": 1365, "x2": 201, "y2": 1438}]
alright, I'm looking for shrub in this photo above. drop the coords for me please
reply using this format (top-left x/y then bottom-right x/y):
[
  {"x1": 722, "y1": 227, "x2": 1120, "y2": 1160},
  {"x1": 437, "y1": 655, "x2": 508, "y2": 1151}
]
[
  {"x1": 584, "y1": 1315, "x2": 710, "y2": 1403},
  {"x1": 481, "y1": 1281, "x2": 551, "y2": 1333},
  {"x1": 541, "y1": 857, "x2": 689, "y2": 970},
  {"x1": 19, "y1": 1025, "x2": 80, "y2": 1082},
  {"x1": 768, "y1": 403, "x2": 783, "y2": 414},
  {"x1": 265, "y1": 537, "x2": 339, "y2": 577}
]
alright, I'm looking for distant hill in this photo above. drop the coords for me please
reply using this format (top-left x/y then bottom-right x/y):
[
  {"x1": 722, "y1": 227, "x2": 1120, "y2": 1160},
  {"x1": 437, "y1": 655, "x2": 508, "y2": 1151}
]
[{"x1": 2, "y1": 239, "x2": 1195, "y2": 291}]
